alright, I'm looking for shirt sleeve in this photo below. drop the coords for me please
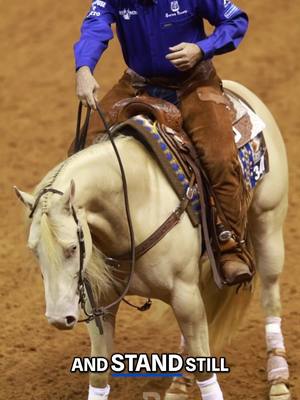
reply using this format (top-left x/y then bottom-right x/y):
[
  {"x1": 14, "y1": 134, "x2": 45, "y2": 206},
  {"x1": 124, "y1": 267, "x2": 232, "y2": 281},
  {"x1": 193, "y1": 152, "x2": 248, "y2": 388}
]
[
  {"x1": 196, "y1": 0, "x2": 248, "y2": 60},
  {"x1": 74, "y1": 0, "x2": 116, "y2": 72}
]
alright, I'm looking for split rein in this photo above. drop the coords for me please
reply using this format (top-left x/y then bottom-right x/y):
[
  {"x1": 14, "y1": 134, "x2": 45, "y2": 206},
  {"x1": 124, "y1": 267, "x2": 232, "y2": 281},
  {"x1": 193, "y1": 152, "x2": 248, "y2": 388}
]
[{"x1": 73, "y1": 102, "x2": 152, "y2": 333}]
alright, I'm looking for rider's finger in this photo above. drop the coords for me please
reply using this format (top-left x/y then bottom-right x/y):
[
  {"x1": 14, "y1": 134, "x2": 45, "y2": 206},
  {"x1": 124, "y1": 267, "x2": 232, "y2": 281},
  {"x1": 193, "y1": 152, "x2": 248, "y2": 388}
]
[
  {"x1": 87, "y1": 94, "x2": 97, "y2": 110},
  {"x1": 169, "y1": 43, "x2": 185, "y2": 52},
  {"x1": 93, "y1": 85, "x2": 100, "y2": 103},
  {"x1": 170, "y1": 58, "x2": 187, "y2": 66},
  {"x1": 172, "y1": 60, "x2": 190, "y2": 69},
  {"x1": 165, "y1": 50, "x2": 185, "y2": 60}
]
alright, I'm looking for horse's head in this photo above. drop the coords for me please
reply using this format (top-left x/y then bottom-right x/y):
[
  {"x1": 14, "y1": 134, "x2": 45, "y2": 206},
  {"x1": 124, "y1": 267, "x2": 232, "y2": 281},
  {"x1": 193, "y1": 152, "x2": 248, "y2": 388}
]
[{"x1": 14, "y1": 181, "x2": 93, "y2": 330}]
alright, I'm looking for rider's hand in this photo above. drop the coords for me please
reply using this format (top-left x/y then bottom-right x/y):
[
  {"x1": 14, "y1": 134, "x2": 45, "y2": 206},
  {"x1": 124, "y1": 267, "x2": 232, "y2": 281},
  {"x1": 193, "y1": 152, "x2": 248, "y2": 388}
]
[
  {"x1": 166, "y1": 42, "x2": 203, "y2": 71},
  {"x1": 76, "y1": 66, "x2": 100, "y2": 110}
]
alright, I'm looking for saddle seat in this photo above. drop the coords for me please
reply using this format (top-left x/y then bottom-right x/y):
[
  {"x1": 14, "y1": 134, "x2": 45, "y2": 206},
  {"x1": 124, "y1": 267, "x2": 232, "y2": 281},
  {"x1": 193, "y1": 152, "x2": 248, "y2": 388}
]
[{"x1": 107, "y1": 95, "x2": 183, "y2": 133}]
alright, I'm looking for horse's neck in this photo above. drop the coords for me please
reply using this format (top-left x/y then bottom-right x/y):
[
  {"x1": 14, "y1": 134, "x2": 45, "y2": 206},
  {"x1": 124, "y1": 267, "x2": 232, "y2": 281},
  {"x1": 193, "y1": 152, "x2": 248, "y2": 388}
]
[
  {"x1": 51, "y1": 140, "x2": 158, "y2": 255},
  {"x1": 55, "y1": 143, "x2": 123, "y2": 207},
  {"x1": 51, "y1": 138, "x2": 178, "y2": 256}
]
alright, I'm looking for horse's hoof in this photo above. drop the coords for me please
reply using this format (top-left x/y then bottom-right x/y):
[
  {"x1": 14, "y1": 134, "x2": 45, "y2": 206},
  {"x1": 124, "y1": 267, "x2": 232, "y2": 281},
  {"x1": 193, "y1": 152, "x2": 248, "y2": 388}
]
[
  {"x1": 164, "y1": 393, "x2": 191, "y2": 400},
  {"x1": 269, "y1": 383, "x2": 291, "y2": 400},
  {"x1": 164, "y1": 375, "x2": 195, "y2": 400}
]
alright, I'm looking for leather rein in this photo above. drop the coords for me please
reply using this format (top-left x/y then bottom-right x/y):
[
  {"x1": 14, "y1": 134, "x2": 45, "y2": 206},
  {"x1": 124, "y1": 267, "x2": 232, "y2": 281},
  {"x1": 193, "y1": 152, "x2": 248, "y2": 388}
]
[{"x1": 29, "y1": 103, "x2": 192, "y2": 335}]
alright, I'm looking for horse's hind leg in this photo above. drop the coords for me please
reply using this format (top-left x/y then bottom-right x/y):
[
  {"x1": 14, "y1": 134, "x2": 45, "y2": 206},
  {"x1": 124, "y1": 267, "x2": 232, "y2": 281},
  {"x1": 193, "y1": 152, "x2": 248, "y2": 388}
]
[{"x1": 249, "y1": 196, "x2": 290, "y2": 400}]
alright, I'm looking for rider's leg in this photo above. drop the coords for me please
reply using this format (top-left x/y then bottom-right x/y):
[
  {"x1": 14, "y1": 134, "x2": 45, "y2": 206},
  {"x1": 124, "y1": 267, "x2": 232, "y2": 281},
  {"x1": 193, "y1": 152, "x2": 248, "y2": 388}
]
[{"x1": 179, "y1": 76, "x2": 253, "y2": 285}]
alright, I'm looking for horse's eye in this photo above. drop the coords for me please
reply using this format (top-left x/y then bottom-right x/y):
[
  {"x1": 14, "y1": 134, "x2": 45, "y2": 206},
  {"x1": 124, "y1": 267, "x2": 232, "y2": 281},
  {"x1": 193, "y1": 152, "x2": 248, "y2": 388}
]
[{"x1": 65, "y1": 245, "x2": 77, "y2": 259}]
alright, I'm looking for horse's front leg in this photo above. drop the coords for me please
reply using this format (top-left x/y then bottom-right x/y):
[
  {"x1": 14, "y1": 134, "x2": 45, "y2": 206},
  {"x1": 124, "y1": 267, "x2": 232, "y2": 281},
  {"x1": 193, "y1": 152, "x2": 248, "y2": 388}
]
[
  {"x1": 165, "y1": 277, "x2": 223, "y2": 400},
  {"x1": 86, "y1": 304, "x2": 119, "y2": 400}
]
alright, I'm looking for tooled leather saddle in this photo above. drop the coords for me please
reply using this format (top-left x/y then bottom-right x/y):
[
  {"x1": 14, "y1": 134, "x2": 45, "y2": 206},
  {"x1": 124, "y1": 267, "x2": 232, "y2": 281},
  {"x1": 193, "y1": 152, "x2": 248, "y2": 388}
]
[
  {"x1": 107, "y1": 96, "x2": 184, "y2": 134},
  {"x1": 105, "y1": 94, "x2": 268, "y2": 226}
]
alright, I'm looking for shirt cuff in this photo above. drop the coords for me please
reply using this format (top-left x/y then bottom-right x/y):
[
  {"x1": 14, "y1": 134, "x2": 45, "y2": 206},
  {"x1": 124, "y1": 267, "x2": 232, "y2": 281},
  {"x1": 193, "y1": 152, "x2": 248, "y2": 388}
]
[
  {"x1": 75, "y1": 59, "x2": 97, "y2": 73},
  {"x1": 195, "y1": 39, "x2": 215, "y2": 60},
  {"x1": 74, "y1": 40, "x2": 107, "y2": 73}
]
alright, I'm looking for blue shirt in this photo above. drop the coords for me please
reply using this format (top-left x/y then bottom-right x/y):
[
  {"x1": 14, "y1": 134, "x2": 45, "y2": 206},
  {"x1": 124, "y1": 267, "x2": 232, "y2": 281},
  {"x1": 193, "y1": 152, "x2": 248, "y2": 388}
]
[{"x1": 74, "y1": 0, "x2": 248, "y2": 78}]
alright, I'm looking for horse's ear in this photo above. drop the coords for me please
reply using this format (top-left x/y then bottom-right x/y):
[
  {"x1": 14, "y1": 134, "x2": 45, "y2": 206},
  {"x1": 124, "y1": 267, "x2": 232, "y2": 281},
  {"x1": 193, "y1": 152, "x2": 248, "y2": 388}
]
[
  {"x1": 14, "y1": 186, "x2": 34, "y2": 209},
  {"x1": 61, "y1": 180, "x2": 76, "y2": 213}
]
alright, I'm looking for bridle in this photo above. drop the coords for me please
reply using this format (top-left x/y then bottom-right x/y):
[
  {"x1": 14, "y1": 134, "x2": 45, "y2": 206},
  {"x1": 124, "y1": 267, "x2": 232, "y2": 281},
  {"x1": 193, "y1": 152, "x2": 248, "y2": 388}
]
[
  {"x1": 28, "y1": 187, "x2": 95, "y2": 323},
  {"x1": 29, "y1": 182, "x2": 154, "y2": 336}
]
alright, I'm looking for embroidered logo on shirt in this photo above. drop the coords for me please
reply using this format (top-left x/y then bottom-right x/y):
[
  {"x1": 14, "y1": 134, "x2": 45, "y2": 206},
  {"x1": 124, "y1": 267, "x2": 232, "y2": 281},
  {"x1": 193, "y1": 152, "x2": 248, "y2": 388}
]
[
  {"x1": 165, "y1": 1, "x2": 188, "y2": 18},
  {"x1": 87, "y1": 0, "x2": 107, "y2": 17},
  {"x1": 93, "y1": 0, "x2": 106, "y2": 7},
  {"x1": 223, "y1": 1, "x2": 239, "y2": 18},
  {"x1": 119, "y1": 8, "x2": 138, "y2": 20},
  {"x1": 170, "y1": 1, "x2": 180, "y2": 12},
  {"x1": 88, "y1": 10, "x2": 101, "y2": 17}
]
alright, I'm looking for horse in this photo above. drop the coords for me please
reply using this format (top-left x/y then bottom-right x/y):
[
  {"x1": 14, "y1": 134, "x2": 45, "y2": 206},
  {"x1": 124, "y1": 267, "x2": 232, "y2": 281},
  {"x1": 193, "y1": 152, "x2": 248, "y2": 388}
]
[{"x1": 15, "y1": 80, "x2": 290, "y2": 400}]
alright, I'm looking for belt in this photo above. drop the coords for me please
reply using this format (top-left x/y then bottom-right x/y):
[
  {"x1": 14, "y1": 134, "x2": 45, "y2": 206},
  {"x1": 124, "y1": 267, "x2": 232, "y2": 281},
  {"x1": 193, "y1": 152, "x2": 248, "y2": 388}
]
[{"x1": 126, "y1": 60, "x2": 215, "y2": 91}]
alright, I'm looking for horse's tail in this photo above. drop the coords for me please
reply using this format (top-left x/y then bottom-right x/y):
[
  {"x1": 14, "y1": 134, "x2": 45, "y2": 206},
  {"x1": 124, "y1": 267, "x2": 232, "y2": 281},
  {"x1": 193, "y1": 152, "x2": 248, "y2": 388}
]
[{"x1": 199, "y1": 259, "x2": 256, "y2": 354}]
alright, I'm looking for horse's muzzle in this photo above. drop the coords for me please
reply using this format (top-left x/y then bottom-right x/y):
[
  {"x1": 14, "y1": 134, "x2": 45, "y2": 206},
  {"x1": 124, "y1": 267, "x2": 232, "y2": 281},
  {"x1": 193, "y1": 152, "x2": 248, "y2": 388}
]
[{"x1": 46, "y1": 314, "x2": 77, "y2": 330}]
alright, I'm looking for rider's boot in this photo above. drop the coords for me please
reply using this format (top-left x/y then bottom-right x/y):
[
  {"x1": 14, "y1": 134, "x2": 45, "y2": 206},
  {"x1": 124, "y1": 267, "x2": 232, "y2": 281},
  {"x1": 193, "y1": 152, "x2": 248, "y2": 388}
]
[
  {"x1": 216, "y1": 218, "x2": 254, "y2": 285},
  {"x1": 220, "y1": 250, "x2": 253, "y2": 286}
]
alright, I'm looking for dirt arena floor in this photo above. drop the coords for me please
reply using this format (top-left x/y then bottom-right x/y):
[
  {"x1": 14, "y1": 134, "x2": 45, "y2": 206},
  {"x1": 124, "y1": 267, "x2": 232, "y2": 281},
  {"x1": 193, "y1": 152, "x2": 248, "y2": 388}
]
[{"x1": 1, "y1": 0, "x2": 299, "y2": 399}]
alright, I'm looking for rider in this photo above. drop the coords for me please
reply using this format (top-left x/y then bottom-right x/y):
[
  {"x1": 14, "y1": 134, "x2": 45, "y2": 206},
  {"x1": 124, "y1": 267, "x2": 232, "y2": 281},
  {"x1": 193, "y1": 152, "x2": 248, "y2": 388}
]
[{"x1": 74, "y1": 0, "x2": 253, "y2": 286}]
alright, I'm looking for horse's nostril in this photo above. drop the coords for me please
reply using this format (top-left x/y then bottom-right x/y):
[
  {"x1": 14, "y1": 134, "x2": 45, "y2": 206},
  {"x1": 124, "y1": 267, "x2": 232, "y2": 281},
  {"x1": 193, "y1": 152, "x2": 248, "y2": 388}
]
[{"x1": 65, "y1": 315, "x2": 76, "y2": 325}]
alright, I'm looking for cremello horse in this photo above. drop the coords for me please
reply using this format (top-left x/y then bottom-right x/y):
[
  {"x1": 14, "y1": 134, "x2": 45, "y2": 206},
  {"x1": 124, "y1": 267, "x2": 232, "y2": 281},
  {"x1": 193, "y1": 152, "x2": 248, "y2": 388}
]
[{"x1": 15, "y1": 81, "x2": 289, "y2": 400}]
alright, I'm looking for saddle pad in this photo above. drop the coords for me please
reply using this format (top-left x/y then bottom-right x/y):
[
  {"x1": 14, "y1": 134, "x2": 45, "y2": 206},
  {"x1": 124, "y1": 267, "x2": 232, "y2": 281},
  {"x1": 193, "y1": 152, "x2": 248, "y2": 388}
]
[
  {"x1": 239, "y1": 132, "x2": 269, "y2": 190},
  {"x1": 129, "y1": 115, "x2": 201, "y2": 225},
  {"x1": 225, "y1": 89, "x2": 266, "y2": 149},
  {"x1": 128, "y1": 114, "x2": 268, "y2": 223}
]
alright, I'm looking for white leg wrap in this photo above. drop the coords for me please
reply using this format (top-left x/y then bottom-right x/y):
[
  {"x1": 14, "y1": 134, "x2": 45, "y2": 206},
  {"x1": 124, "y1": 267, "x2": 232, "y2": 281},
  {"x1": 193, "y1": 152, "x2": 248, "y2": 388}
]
[
  {"x1": 197, "y1": 374, "x2": 224, "y2": 400},
  {"x1": 267, "y1": 355, "x2": 289, "y2": 382},
  {"x1": 265, "y1": 317, "x2": 289, "y2": 383},
  {"x1": 88, "y1": 385, "x2": 110, "y2": 400},
  {"x1": 265, "y1": 317, "x2": 285, "y2": 351}
]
